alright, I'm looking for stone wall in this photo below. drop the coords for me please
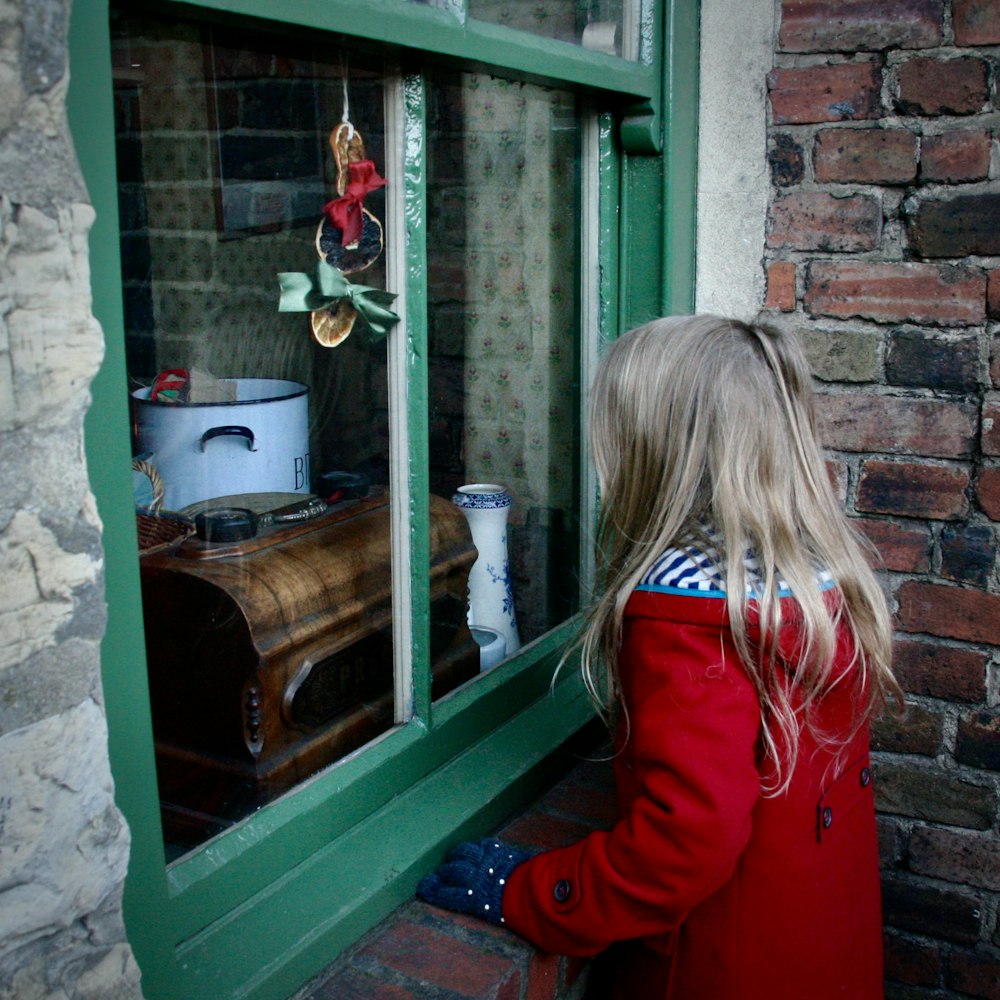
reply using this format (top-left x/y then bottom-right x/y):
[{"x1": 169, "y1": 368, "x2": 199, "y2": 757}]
[
  {"x1": 761, "y1": 1, "x2": 1000, "y2": 995},
  {"x1": 0, "y1": 1, "x2": 142, "y2": 998}
]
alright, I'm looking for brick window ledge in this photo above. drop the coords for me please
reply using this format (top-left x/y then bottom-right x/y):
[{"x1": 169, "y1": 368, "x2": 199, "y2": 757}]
[{"x1": 295, "y1": 753, "x2": 616, "y2": 1000}]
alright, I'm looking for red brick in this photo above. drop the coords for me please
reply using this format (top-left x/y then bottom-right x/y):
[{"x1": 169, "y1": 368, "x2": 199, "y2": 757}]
[
  {"x1": 768, "y1": 191, "x2": 881, "y2": 251},
  {"x1": 948, "y1": 949, "x2": 1000, "y2": 998},
  {"x1": 855, "y1": 517, "x2": 931, "y2": 571},
  {"x1": 363, "y1": 921, "x2": 520, "y2": 997},
  {"x1": 874, "y1": 759, "x2": 996, "y2": 829},
  {"x1": 527, "y1": 952, "x2": 559, "y2": 1000},
  {"x1": 884, "y1": 930, "x2": 943, "y2": 987},
  {"x1": 953, "y1": 0, "x2": 1000, "y2": 44},
  {"x1": 956, "y1": 710, "x2": 1000, "y2": 771},
  {"x1": 895, "y1": 56, "x2": 990, "y2": 116},
  {"x1": 909, "y1": 193, "x2": 1000, "y2": 257},
  {"x1": 877, "y1": 815, "x2": 901, "y2": 866},
  {"x1": 779, "y1": 0, "x2": 943, "y2": 51},
  {"x1": 499, "y1": 811, "x2": 594, "y2": 851},
  {"x1": 940, "y1": 523, "x2": 996, "y2": 587},
  {"x1": 976, "y1": 466, "x2": 1000, "y2": 519},
  {"x1": 828, "y1": 459, "x2": 849, "y2": 503},
  {"x1": 816, "y1": 392, "x2": 978, "y2": 458},
  {"x1": 989, "y1": 275, "x2": 1000, "y2": 322},
  {"x1": 910, "y1": 826, "x2": 1000, "y2": 891},
  {"x1": 536, "y1": 771, "x2": 616, "y2": 828},
  {"x1": 856, "y1": 459, "x2": 969, "y2": 519},
  {"x1": 984, "y1": 402, "x2": 1000, "y2": 456},
  {"x1": 765, "y1": 260, "x2": 796, "y2": 311},
  {"x1": 872, "y1": 702, "x2": 943, "y2": 755},
  {"x1": 312, "y1": 970, "x2": 420, "y2": 999},
  {"x1": 814, "y1": 127, "x2": 917, "y2": 184},
  {"x1": 805, "y1": 262, "x2": 986, "y2": 326},
  {"x1": 920, "y1": 129, "x2": 991, "y2": 183},
  {"x1": 768, "y1": 62, "x2": 882, "y2": 125},
  {"x1": 896, "y1": 580, "x2": 1000, "y2": 645},
  {"x1": 892, "y1": 638, "x2": 988, "y2": 702},
  {"x1": 882, "y1": 875, "x2": 985, "y2": 942}
]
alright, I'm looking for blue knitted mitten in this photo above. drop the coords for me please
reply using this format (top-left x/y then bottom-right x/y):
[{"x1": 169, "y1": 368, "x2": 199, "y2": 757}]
[{"x1": 417, "y1": 838, "x2": 533, "y2": 926}]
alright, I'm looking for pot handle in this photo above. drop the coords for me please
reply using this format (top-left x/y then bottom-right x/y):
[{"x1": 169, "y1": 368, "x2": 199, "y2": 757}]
[{"x1": 200, "y1": 425, "x2": 257, "y2": 452}]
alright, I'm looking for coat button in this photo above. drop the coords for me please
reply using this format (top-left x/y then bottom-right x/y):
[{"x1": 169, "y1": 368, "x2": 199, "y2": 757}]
[
  {"x1": 553, "y1": 879, "x2": 572, "y2": 903},
  {"x1": 822, "y1": 806, "x2": 833, "y2": 829},
  {"x1": 860, "y1": 766, "x2": 872, "y2": 787}
]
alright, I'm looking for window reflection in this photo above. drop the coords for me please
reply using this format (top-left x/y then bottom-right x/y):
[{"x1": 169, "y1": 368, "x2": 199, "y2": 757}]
[{"x1": 426, "y1": 70, "x2": 582, "y2": 673}]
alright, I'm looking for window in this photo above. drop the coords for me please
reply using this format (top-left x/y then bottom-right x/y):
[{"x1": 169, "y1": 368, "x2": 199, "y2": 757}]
[{"x1": 70, "y1": 0, "x2": 696, "y2": 995}]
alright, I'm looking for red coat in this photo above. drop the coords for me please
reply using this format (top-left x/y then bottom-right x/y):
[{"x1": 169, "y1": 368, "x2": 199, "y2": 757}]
[{"x1": 503, "y1": 588, "x2": 883, "y2": 999}]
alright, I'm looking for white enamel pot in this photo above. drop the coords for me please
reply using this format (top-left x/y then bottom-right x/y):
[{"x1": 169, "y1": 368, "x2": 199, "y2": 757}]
[{"x1": 132, "y1": 378, "x2": 310, "y2": 511}]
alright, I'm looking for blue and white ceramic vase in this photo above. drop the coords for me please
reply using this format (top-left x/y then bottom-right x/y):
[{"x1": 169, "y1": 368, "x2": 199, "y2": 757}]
[{"x1": 452, "y1": 483, "x2": 520, "y2": 663}]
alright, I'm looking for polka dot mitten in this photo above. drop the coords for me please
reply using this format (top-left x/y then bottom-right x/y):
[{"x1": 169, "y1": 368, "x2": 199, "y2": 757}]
[{"x1": 417, "y1": 838, "x2": 533, "y2": 926}]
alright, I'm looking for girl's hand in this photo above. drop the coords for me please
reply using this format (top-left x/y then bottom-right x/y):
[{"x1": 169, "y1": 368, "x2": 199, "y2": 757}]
[{"x1": 417, "y1": 838, "x2": 532, "y2": 926}]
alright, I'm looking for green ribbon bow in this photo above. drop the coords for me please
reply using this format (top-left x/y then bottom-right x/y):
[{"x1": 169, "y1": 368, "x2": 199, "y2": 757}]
[{"x1": 277, "y1": 261, "x2": 400, "y2": 341}]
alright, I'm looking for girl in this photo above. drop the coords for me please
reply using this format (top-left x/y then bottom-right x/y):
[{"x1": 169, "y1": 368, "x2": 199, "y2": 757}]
[{"x1": 419, "y1": 316, "x2": 901, "y2": 999}]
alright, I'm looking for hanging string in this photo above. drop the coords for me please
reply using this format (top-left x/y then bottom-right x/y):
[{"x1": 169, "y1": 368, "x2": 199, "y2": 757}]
[{"x1": 341, "y1": 57, "x2": 354, "y2": 140}]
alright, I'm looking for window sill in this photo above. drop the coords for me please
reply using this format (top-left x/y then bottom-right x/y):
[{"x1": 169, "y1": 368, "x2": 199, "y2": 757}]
[{"x1": 294, "y1": 751, "x2": 615, "y2": 999}]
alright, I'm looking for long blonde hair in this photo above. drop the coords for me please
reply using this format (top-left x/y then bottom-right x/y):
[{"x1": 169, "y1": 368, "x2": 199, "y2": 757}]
[{"x1": 580, "y1": 315, "x2": 900, "y2": 792}]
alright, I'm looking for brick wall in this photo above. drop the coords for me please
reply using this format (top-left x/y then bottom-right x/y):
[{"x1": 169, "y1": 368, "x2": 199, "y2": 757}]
[{"x1": 763, "y1": 2, "x2": 1000, "y2": 996}]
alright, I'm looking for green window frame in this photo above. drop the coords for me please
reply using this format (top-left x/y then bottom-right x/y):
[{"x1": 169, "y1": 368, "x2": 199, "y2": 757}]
[{"x1": 68, "y1": 2, "x2": 699, "y2": 998}]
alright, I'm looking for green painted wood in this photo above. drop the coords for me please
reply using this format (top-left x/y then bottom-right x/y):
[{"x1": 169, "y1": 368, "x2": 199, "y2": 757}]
[
  {"x1": 68, "y1": 0, "x2": 701, "y2": 996},
  {"x1": 158, "y1": 0, "x2": 655, "y2": 99},
  {"x1": 174, "y1": 675, "x2": 597, "y2": 1000},
  {"x1": 67, "y1": 1, "x2": 180, "y2": 995},
  {"x1": 402, "y1": 73, "x2": 434, "y2": 722},
  {"x1": 598, "y1": 112, "x2": 622, "y2": 348}
]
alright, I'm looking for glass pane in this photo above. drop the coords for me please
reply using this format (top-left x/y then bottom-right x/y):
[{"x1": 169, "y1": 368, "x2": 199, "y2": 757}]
[
  {"x1": 467, "y1": 0, "x2": 639, "y2": 59},
  {"x1": 426, "y1": 70, "x2": 582, "y2": 677},
  {"x1": 111, "y1": 7, "x2": 476, "y2": 858}
]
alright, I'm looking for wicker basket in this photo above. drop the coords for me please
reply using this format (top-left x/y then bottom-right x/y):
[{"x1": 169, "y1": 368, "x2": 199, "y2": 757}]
[{"x1": 133, "y1": 459, "x2": 194, "y2": 556}]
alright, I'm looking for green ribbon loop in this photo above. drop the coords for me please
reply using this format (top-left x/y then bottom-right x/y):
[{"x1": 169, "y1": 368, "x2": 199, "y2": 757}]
[{"x1": 277, "y1": 261, "x2": 400, "y2": 341}]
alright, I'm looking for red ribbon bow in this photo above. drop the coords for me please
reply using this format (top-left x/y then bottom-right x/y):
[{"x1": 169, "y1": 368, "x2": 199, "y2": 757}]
[{"x1": 323, "y1": 160, "x2": 387, "y2": 247}]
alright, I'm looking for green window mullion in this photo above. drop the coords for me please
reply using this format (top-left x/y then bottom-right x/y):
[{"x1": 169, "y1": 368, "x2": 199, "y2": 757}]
[{"x1": 397, "y1": 71, "x2": 434, "y2": 723}]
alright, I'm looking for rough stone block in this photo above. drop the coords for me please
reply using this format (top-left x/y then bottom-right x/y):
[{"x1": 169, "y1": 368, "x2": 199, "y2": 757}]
[
  {"x1": 814, "y1": 127, "x2": 918, "y2": 184},
  {"x1": 768, "y1": 191, "x2": 882, "y2": 251},
  {"x1": 894, "y1": 56, "x2": 990, "y2": 116},
  {"x1": 0, "y1": 701, "x2": 131, "y2": 961},
  {"x1": 801, "y1": 327, "x2": 880, "y2": 382},
  {"x1": 805, "y1": 261, "x2": 986, "y2": 326},
  {"x1": 896, "y1": 580, "x2": 1000, "y2": 645},
  {"x1": 920, "y1": 129, "x2": 991, "y2": 184},
  {"x1": 768, "y1": 62, "x2": 882, "y2": 125},
  {"x1": 909, "y1": 193, "x2": 1000, "y2": 258},
  {"x1": 816, "y1": 392, "x2": 978, "y2": 458}
]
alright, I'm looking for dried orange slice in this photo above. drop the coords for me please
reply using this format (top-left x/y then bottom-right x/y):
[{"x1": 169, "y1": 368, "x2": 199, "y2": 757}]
[{"x1": 310, "y1": 301, "x2": 358, "y2": 348}]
